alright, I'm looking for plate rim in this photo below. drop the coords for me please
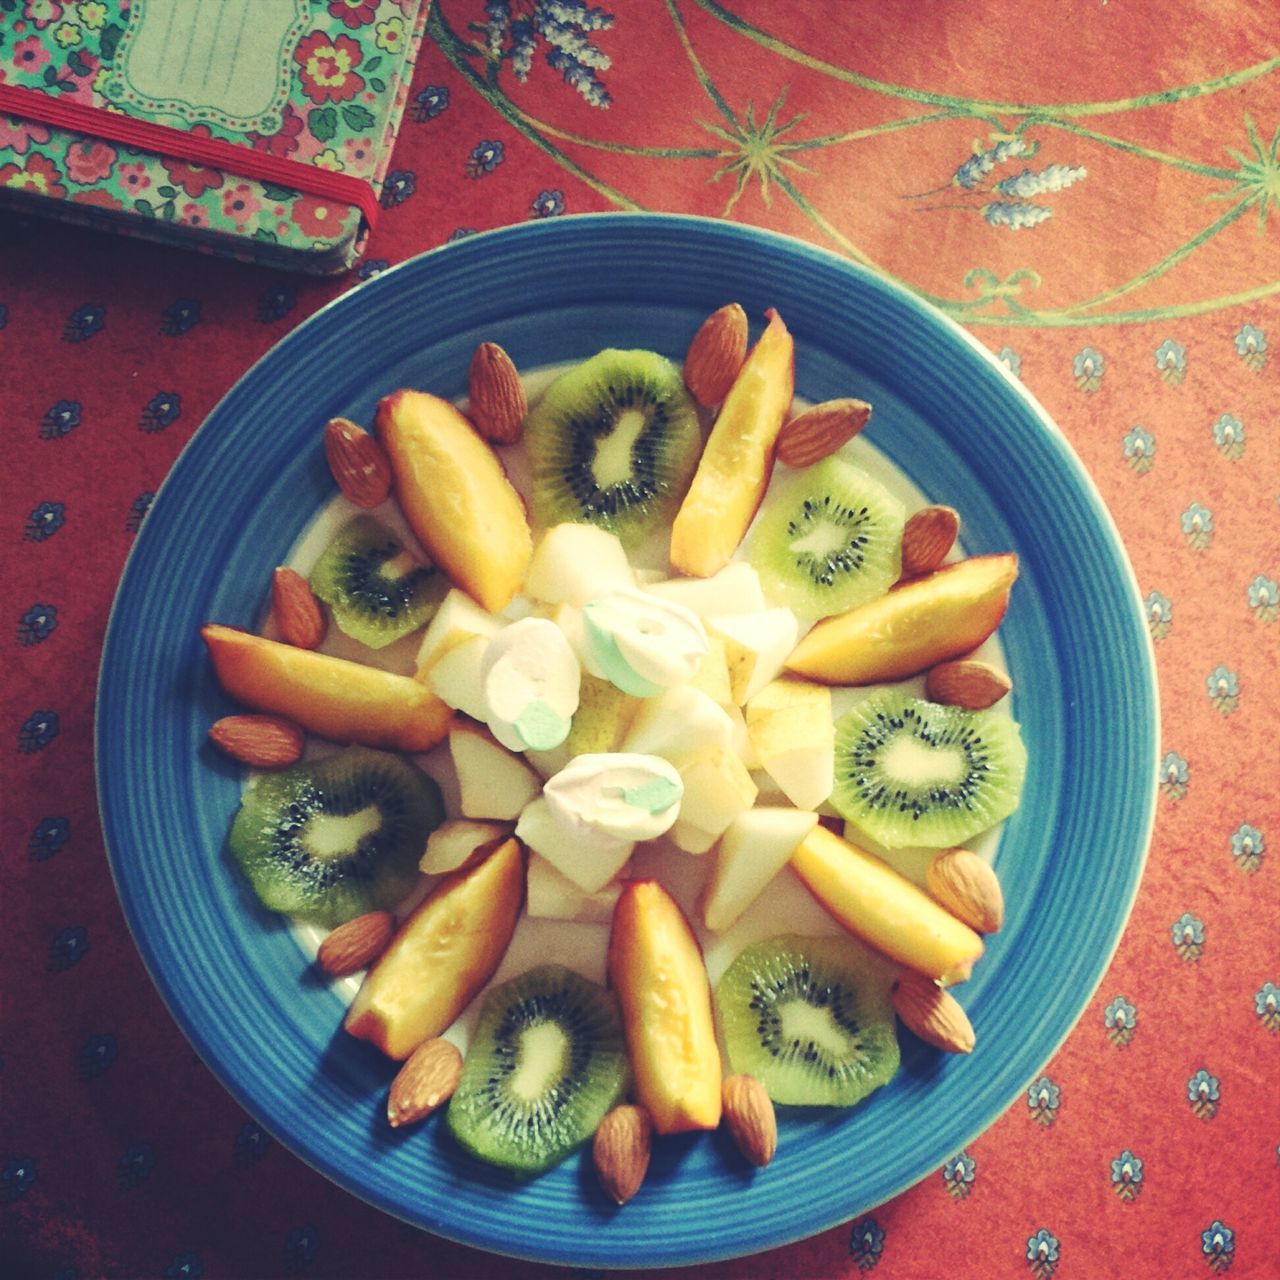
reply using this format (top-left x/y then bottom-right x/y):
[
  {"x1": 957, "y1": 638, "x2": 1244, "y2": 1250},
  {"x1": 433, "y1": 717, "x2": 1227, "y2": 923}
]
[{"x1": 95, "y1": 211, "x2": 1160, "y2": 1268}]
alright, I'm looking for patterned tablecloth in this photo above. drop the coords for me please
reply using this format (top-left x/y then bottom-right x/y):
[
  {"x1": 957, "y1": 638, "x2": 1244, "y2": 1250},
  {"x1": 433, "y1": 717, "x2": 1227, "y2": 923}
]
[{"x1": 4, "y1": 4, "x2": 1278, "y2": 1278}]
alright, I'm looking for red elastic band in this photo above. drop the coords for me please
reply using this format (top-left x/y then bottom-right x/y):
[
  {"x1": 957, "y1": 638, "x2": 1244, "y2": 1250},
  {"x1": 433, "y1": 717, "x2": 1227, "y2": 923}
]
[{"x1": 0, "y1": 81, "x2": 381, "y2": 228}]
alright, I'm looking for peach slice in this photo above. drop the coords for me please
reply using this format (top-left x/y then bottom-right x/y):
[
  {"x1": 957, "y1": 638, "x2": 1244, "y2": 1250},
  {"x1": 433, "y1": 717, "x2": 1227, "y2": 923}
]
[
  {"x1": 201, "y1": 625, "x2": 453, "y2": 754},
  {"x1": 785, "y1": 553, "x2": 1018, "y2": 685},
  {"x1": 669, "y1": 309, "x2": 795, "y2": 578},
  {"x1": 790, "y1": 825, "x2": 984, "y2": 985},
  {"x1": 376, "y1": 389, "x2": 533, "y2": 614},
  {"x1": 606, "y1": 880, "x2": 722, "y2": 1134},
  {"x1": 344, "y1": 836, "x2": 525, "y2": 1060}
]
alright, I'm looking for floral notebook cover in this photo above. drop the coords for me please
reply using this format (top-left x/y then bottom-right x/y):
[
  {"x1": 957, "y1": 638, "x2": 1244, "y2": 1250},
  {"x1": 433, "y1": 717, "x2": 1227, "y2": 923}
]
[{"x1": 0, "y1": 0, "x2": 429, "y2": 273}]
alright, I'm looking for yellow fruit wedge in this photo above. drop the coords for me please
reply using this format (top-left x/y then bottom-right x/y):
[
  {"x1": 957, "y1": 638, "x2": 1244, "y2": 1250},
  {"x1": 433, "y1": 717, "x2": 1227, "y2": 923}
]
[
  {"x1": 345, "y1": 836, "x2": 525, "y2": 1060},
  {"x1": 790, "y1": 825, "x2": 984, "y2": 984},
  {"x1": 786, "y1": 554, "x2": 1018, "y2": 685},
  {"x1": 202, "y1": 625, "x2": 453, "y2": 754},
  {"x1": 745, "y1": 677, "x2": 834, "y2": 812},
  {"x1": 669, "y1": 309, "x2": 795, "y2": 578},
  {"x1": 377, "y1": 389, "x2": 533, "y2": 613},
  {"x1": 607, "y1": 880, "x2": 722, "y2": 1133}
]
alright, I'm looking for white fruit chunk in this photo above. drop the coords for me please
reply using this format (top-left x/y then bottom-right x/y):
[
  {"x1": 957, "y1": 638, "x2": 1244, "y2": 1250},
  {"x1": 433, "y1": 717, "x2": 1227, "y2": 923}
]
[
  {"x1": 524, "y1": 522, "x2": 637, "y2": 606},
  {"x1": 414, "y1": 588, "x2": 504, "y2": 679},
  {"x1": 524, "y1": 741, "x2": 573, "y2": 779},
  {"x1": 543, "y1": 752, "x2": 683, "y2": 843},
  {"x1": 480, "y1": 616, "x2": 580, "y2": 752},
  {"x1": 449, "y1": 724, "x2": 542, "y2": 820},
  {"x1": 745, "y1": 677, "x2": 835, "y2": 811},
  {"x1": 544, "y1": 602, "x2": 593, "y2": 670},
  {"x1": 427, "y1": 632, "x2": 492, "y2": 721},
  {"x1": 699, "y1": 807, "x2": 819, "y2": 931},
  {"x1": 642, "y1": 560, "x2": 768, "y2": 618},
  {"x1": 420, "y1": 819, "x2": 510, "y2": 875},
  {"x1": 515, "y1": 796, "x2": 634, "y2": 893},
  {"x1": 499, "y1": 593, "x2": 537, "y2": 622},
  {"x1": 686, "y1": 636, "x2": 734, "y2": 706},
  {"x1": 566, "y1": 673, "x2": 640, "y2": 756},
  {"x1": 706, "y1": 607, "x2": 800, "y2": 705},
  {"x1": 526, "y1": 854, "x2": 627, "y2": 924},
  {"x1": 724, "y1": 703, "x2": 759, "y2": 771},
  {"x1": 669, "y1": 744, "x2": 758, "y2": 853},
  {"x1": 668, "y1": 817, "x2": 722, "y2": 856},
  {"x1": 620, "y1": 685, "x2": 736, "y2": 762}
]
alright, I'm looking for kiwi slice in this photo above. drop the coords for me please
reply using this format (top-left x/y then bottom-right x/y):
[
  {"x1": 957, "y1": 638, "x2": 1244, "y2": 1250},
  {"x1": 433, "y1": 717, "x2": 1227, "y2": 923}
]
[
  {"x1": 446, "y1": 965, "x2": 628, "y2": 1176},
  {"x1": 523, "y1": 349, "x2": 701, "y2": 548},
  {"x1": 227, "y1": 745, "x2": 442, "y2": 927},
  {"x1": 716, "y1": 934, "x2": 899, "y2": 1107},
  {"x1": 832, "y1": 690, "x2": 1027, "y2": 849},
  {"x1": 309, "y1": 515, "x2": 448, "y2": 649},
  {"x1": 748, "y1": 456, "x2": 904, "y2": 618}
]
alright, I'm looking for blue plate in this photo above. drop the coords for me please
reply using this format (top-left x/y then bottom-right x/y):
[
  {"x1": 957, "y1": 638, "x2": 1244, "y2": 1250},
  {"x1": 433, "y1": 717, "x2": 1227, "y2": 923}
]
[{"x1": 97, "y1": 215, "x2": 1158, "y2": 1268}]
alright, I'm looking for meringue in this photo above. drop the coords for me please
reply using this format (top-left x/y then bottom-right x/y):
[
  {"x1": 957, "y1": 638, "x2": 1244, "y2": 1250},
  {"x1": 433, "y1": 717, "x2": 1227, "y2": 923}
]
[
  {"x1": 582, "y1": 587, "x2": 709, "y2": 698},
  {"x1": 481, "y1": 616, "x2": 580, "y2": 752},
  {"x1": 543, "y1": 752, "x2": 684, "y2": 844}
]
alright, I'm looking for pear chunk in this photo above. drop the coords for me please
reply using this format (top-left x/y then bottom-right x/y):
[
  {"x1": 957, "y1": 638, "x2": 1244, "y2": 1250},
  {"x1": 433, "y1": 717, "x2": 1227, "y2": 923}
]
[
  {"x1": 525, "y1": 522, "x2": 636, "y2": 606},
  {"x1": 414, "y1": 588, "x2": 504, "y2": 680},
  {"x1": 448, "y1": 725, "x2": 541, "y2": 821},
  {"x1": 700, "y1": 807, "x2": 818, "y2": 931},
  {"x1": 706, "y1": 607, "x2": 799, "y2": 705},
  {"x1": 745, "y1": 677, "x2": 835, "y2": 811},
  {"x1": 526, "y1": 854, "x2": 627, "y2": 924},
  {"x1": 420, "y1": 819, "x2": 511, "y2": 875}
]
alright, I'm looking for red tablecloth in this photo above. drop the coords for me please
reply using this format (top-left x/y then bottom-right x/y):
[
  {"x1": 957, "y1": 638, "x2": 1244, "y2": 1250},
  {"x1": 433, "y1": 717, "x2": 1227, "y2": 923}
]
[{"x1": 5, "y1": 4, "x2": 1278, "y2": 1277}]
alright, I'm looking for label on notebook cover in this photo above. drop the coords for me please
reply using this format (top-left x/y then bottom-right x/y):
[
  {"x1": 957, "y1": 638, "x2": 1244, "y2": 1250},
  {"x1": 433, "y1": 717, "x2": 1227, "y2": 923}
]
[{"x1": 105, "y1": 0, "x2": 310, "y2": 135}]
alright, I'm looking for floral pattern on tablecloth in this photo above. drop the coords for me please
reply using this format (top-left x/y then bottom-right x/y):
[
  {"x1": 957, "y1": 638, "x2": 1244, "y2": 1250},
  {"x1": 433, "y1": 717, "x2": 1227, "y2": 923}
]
[{"x1": 3, "y1": 3, "x2": 1278, "y2": 1278}]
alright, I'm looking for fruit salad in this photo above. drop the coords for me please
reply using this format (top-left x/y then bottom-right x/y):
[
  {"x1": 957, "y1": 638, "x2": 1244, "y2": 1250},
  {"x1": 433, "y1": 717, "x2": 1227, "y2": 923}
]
[{"x1": 199, "y1": 304, "x2": 1025, "y2": 1199}]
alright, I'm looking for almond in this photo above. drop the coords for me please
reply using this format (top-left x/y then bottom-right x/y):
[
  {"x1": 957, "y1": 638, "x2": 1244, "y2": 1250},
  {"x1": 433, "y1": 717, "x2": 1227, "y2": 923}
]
[
  {"x1": 317, "y1": 910, "x2": 396, "y2": 977},
  {"x1": 900, "y1": 505, "x2": 960, "y2": 578},
  {"x1": 893, "y1": 970, "x2": 976, "y2": 1053},
  {"x1": 775, "y1": 398, "x2": 872, "y2": 469},
  {"x1": 324, "y1": 417, "x2": 392, "y2": 508},
  {"x1": 927, "y1": 848, "x2": 1004, "y2": 934},
  {"x1": 592, "y1": 1104, "x2": 652, "y2": 1205},
  {"x1": 925, "y1": 658, "x2": 1011, "y2": 710},
  {"x1": 683, "y1": 303, "x2": 748, "y2": 407},
  {"x1": 271, "y1": 566, "x2": 326, "y2": 650},
  {"x1": 721, "y1": 1074, "x2": 777, "y2": 1167},
  {"x1": 386, "y1": 1036, "x2": 463, "y2": 1128},
  {"x1": 208, "y1": 714, "x2": 304, "y2": 769},
  {"x1": 468, "y1": 342, "x2": 527, "y2": 445}
]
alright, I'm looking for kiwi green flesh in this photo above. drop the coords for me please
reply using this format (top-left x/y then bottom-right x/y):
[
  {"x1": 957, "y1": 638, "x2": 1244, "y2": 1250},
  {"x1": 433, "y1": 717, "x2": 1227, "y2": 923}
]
[
  {"x1": 227, "y1": 746, "x2": 443, "y2": 928},
  {"x1": 748, "y1": 457, "x2": 904, "y2": 619},
  {"x1": 309, "y1": 515, "x2": 447, "y2": 649},
  {"x1": 446, "y1": 965, "x2": 628, "y2": 1176},
  {"x1": 832, "y1": 690, "x2": 1027, "y2": 849},
  {"x1": 524, "y1": 349, "x2": 700, "y2": 548},
  {"x1": 716, "y1": 935, "x2": 899, "y2": 1107}
]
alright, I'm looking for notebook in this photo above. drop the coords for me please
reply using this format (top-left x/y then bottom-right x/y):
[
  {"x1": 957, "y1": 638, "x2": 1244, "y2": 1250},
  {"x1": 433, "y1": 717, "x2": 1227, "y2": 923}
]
[{"x1": 0, "y1": 0, "x2": 430, "y2": 273}]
